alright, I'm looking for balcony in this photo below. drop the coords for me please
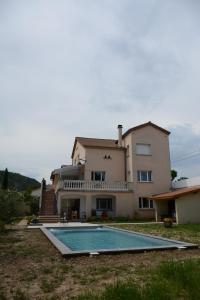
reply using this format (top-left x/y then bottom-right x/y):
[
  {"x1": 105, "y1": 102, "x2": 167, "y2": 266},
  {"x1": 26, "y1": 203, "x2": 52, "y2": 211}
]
[{"x1": 57, "y1": 180, "x2": 133, "y2": 192}]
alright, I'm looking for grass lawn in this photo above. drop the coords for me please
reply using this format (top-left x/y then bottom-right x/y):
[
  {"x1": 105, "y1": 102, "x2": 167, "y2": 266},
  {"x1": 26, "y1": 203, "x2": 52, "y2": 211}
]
[
  {"x1": 0, "y1": 224, "x2": 199, "y2": 300},
  {"x1": 112, "y1": 223, "x2": 200, "y2": 244}
]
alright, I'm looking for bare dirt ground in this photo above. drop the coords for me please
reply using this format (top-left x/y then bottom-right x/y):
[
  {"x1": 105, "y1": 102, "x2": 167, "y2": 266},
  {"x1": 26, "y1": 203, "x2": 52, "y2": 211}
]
[{"x1": 0, "y1": 224, "x2": 199, "y2": 300}]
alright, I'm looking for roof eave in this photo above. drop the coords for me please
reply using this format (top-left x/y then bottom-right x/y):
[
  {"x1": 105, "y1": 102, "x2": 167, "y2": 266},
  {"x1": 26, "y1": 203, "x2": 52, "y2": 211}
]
[{"x1": 122, "y1": 121, "x2": 170, "y2": 139}]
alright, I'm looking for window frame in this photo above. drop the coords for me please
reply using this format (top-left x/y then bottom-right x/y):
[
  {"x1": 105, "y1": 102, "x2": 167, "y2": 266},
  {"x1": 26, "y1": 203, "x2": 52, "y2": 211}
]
[
  {"x1": 136, "y1": 143, "x2": 151, "y2": 156},
  {"x1": 139, "y1": 197, "x2": 154, "y2": 209},
  {"x1": 91, "y1": 171, "x2": 106, "y2": 181},
  {"x1": 137, "y1": 170, "x2": 152, "y2": 182},
  {"x1": 96, "y1": 198, "x2": 113, "y2": 211}
]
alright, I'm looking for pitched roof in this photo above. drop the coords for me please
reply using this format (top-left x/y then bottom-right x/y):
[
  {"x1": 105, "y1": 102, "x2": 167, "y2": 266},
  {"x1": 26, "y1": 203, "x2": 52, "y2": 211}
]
[
  {"x1": 71, "y1": 137, "x2": 124, "y2": 158},
  {"x1": 151, "y1": 186, "x2": 200, "y2": 200},
  {"x1": 122, "y1": 121, "x2": 170, "y2": 138},
  {"x1": 71, "y1": 122, "x2": 170, "y2": 158},
  {"x1": 76, "y1": 137, "x2": 118, "y2": 147}
]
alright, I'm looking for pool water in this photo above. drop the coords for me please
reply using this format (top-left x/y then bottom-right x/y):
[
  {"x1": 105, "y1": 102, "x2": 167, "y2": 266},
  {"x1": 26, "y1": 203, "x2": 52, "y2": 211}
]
[{"x1": 48, "y1": 227, "x2": 181, "y2": 252}]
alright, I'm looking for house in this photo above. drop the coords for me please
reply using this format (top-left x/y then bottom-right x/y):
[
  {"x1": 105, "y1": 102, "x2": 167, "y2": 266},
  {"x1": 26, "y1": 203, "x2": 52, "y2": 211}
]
[
  {"x1": 152, "y1": 177, "x2": 200, "y2": 224},
  {"x1": 39, "y1": 121, "x2": 172, "y2": 222}
]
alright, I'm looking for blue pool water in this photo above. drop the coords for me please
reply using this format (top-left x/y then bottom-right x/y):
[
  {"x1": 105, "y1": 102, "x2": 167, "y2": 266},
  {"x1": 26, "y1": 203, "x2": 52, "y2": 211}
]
[{"x1": 48, "y1": 227, "x2": 181, "y2": 252}]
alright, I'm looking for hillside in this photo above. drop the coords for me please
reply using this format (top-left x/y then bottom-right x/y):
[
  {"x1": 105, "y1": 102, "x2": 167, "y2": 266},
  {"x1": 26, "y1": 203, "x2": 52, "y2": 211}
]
[{"x1": 0, "y1": 170, "x2": 40, "y2": 191}]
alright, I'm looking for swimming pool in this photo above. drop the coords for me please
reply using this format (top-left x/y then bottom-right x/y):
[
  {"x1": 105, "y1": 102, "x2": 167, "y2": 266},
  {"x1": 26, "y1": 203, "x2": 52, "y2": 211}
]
[{"x1": 41, "y1": 225, "x2": 197, "y2": 256}]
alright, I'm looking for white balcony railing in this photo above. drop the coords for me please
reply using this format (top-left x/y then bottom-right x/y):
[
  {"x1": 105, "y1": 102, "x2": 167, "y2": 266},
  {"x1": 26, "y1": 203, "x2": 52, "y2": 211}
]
[{"x1": 57, "y1": 180, "x2": 133, "y2": 192}]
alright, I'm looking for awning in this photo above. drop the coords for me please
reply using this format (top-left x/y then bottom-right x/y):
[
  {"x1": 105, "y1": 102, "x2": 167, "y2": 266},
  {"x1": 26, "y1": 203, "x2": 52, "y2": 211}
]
[{"x1": 50, "y1": 165, "x2": 83, "y2": 179}]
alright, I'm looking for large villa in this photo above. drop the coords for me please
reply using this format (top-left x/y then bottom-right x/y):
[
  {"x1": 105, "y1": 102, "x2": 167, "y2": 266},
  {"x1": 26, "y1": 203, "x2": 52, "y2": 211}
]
[{"x1": 39, "y1": 121, "x2": 172, "y2": 223}]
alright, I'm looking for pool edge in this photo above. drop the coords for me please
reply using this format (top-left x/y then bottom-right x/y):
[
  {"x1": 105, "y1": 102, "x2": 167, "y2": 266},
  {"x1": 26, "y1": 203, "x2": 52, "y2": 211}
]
[{"x1": 40, "y1": 225, "x2": 199, "y2": 257}]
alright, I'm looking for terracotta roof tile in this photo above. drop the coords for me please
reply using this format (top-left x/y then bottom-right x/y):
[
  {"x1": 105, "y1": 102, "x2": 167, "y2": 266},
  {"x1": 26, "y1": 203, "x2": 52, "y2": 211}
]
[
  {"x1": 151, "y1": 186, "x2": 200, "y2": 200},
  {"x1": 76, "y1": 137, "x2": 118, "y2": 148},
  {"x1": 71, "y1": 137, "x2": 124, "y2": 158}
]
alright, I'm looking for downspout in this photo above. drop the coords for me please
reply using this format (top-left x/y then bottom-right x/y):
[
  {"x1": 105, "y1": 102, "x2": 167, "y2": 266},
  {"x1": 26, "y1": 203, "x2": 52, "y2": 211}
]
[{"x1": 124, "y1": 149, "x2": 127, "y2": 181}]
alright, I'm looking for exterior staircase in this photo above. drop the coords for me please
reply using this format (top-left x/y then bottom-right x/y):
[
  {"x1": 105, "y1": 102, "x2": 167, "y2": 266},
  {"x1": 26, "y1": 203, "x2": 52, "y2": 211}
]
[
  {"x1": 39, "y1": 215, "x2": 60, "y2": 223},
  {"x1": 39, "y1": 188, "x2": 59, "y2": 223}
]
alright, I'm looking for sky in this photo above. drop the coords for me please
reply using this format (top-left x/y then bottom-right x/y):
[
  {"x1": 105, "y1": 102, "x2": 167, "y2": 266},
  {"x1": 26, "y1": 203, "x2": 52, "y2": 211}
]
[{"x1": 1, "y1": 0, "x2": 200, "y2": 182}]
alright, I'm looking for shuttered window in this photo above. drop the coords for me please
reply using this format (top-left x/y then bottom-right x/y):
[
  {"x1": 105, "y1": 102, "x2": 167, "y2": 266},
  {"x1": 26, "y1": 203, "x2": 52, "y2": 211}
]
[{"x1": 136, "y1": 144, "x2": 151, "y2": 155}]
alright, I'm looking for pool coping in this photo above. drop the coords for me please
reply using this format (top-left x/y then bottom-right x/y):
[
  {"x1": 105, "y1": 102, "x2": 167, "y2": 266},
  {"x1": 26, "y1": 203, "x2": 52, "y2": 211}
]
[{"x1": 40, "y1": 225, "x2": 198, "y2": 257}]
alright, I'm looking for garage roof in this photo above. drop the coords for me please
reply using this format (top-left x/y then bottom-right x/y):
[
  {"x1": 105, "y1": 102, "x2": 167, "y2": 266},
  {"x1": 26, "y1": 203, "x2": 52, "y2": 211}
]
[{"x1": 151, "y1": 186, "x2": 200, "y2": 200}]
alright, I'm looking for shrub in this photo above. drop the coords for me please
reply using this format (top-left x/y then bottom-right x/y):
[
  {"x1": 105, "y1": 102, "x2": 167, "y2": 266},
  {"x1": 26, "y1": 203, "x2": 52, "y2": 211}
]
[
  {"x1": 163, "y1": 218, "x2": 173, "y2": 228},
  {"x1": 0, "y1": 218, "x2": 5, "y2": 231},
  {"x1": 0, "y1": 190, "x2": 27, "y2": 223}
]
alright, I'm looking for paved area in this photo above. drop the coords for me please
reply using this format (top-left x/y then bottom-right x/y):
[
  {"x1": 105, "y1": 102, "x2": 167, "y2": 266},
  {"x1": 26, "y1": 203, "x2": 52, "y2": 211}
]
[
  {"x1": 28, "y1": 221, "x2": 164, "y2": 229},
  {"x1": 18, "y1": 219, "x2": 28, "y2": 226},
  {"x1": 28, "y1": 222, "x2": 98, "y2": 228}
]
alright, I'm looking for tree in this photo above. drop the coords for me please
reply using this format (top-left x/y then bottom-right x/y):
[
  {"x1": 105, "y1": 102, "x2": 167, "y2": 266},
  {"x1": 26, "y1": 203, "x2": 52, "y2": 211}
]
[
  {"x1": 171, "y1": 169, "x2": 177, "y2": 181},
  {"x1": 1, "y1": 168, "x2": 9, "y2": 190},
  {"x1": 0, "y1": 190, "x2": 27, "y2": 223}
]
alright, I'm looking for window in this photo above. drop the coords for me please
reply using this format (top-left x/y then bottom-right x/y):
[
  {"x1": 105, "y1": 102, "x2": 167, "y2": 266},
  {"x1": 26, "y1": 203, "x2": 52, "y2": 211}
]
[
  {"x1": 96, "y1": 198, "x2": 112, "y2": 210},
  {"x1": 137, "y1": 170, "x2": 152, "y2": 182},
  {"x1": 91, "y1": 171, "x2": 105, "y2": 181},
  {"x1": 136, "y1": 144, "x2": 151, "y2": 155},
  {"x1": 139, "y1": 197, "x2": 154, "y2": 209}
]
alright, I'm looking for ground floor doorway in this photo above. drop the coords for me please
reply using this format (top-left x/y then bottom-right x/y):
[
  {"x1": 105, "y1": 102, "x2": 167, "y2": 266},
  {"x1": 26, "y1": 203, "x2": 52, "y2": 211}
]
[{"x1": 61, "y1": 198, "x2": 80, "y2": 220}]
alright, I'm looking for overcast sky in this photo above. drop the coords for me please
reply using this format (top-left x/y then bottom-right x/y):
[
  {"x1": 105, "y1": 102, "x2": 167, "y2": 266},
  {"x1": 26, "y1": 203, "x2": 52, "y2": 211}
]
[{"x1": 1, "y1": 0, "x2": 200, "y2": 182}]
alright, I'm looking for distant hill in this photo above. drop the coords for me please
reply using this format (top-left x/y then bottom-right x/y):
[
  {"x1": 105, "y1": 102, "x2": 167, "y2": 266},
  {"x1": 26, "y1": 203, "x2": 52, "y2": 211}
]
[{"x1": 0, "y1": 170, "x2": 40, "y2": 191}]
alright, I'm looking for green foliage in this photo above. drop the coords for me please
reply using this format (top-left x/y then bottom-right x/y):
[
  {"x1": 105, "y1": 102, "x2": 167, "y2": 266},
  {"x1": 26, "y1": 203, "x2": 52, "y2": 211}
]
[
  {"x1": 23, "y1": 191, "x2": 39, "y2": 215},
  {"x1": 0, "y1": 290, "x2": 7, "y2": 300},
  {"x1": 0, "y1": 170, "x2": 40, "y2": 191},
  {"x1": 0, "y1": 190, "x2": 39, "y2": 223},
  {"x1": 157, "y1": 260, "x2": 200, "y2": 299},
  {"x1": 74, "y1": 260, "x2": 200, "y2": 300},
  {"x1": 0, "y1": 219, "x2": 5, "y2": 232},
  {"x1": 1, "y1": 168, "x2": 9, "y2": 190},
  {"x1": 171, "y1": 169, "x2": 177, "y2": 181},
  {"x1": 0, "y1": 190, "x2": 26, "y2": 223}
]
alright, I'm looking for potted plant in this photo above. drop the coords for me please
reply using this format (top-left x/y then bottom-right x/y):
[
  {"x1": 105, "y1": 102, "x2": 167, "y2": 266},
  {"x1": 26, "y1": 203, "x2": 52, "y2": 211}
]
[
  {"x1": 163, "y1": 218, "x2": 173, "y2": 228},
  {"x1": 101, "y1": 211, "x2": 108, "y2": 220}
]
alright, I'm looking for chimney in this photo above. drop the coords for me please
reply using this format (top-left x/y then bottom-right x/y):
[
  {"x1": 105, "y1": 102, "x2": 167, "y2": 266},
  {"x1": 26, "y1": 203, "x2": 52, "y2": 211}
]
[{"x1": 117, "y1": 125, "x2": 123, "y2": 147}]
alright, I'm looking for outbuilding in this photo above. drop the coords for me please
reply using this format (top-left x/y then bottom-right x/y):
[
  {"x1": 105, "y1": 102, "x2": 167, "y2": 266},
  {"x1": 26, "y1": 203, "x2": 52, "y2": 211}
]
[{"x1": 152, "y1": 186, "x2": 200, "y2": 224}]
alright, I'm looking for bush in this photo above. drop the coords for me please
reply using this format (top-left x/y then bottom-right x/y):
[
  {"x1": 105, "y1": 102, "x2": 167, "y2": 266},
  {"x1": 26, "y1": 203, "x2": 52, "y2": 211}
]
[
  {"x1": 163, "y1": 218, "x2": 173, "y2": 228},
  {"x1": 0, "y1": 219, "x2": 5, "y2": 232},
  {"x1": 0, "y1": 190, "x2": 28, "y2": 223}
]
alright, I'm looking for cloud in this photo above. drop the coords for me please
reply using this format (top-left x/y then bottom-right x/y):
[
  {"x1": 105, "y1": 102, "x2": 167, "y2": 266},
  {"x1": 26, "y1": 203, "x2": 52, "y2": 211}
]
[
  {"x1": 0, "y1": 0, "x2": 200, "y2": 181},
  {"x1": 170, "y1": 124, "x2": 200, "y2": 178}
]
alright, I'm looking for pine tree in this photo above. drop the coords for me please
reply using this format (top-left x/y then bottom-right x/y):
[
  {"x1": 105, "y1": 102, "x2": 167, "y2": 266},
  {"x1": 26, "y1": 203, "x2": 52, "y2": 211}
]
[{"x1": 2, "y1": 168, "x2": 9, "y2": 190}]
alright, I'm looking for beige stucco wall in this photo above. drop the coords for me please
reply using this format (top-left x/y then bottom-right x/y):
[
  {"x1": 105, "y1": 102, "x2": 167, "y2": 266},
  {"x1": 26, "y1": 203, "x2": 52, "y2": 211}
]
[
  {"x1": 122, "y1": 125, "x2": 171, "y2": 218},
  {"x1": 52, "y1": 174, "x2": 60, "y2": 189},
  {"x1": 115, "y1": 193, "x2": 135, "y2": 217},
  {"x1": 57, "y1": 190, "x2": 156, "y2": 219},
  {"x1": 131, "y1": 126, "x2": 171, "y2": 193},
  {"x1": 59, "y1": 124, "x2": 171, "y2": 221},
  {"x1": 123, "y1": 133, "x2": 133, "y2": 182},
  {"x1": 72, "y1": 141, "x2": 86, "y2": 165},
  {"x1": 57, "y1": 190, "x2": 134, "y2": 218},
  {"x1": 176, "y1": 192, "x2": 200, "y2": 224},
  {"x1": 84, "y1": 148, "x2": 125, "y2": 181},
  {"x1": 123, "y1": 125, "x2": 171, "y2": 212}
]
